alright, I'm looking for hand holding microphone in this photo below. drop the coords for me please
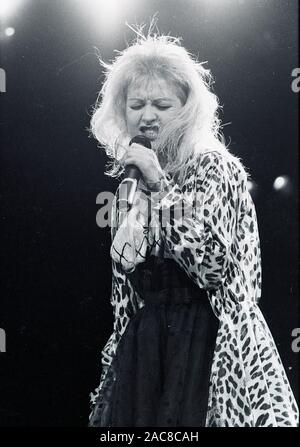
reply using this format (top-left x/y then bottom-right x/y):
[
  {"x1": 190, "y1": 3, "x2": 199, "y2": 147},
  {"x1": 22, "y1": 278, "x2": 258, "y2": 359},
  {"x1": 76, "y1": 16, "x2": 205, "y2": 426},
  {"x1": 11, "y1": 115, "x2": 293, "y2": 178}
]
[{"x1": 118, "y1": 135, "x2": 164, "y2": 210}]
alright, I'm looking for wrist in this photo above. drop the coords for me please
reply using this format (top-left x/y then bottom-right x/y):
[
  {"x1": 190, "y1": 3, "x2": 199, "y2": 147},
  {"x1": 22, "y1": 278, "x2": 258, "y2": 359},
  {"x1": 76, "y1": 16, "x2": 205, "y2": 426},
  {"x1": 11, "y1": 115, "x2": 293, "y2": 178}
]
[
  {"x1": 146, "y1": 169, "x2": 171, "y2": 192},
  {"x1": 146, "y1": 179, "x2": 162, "y2": 192}
]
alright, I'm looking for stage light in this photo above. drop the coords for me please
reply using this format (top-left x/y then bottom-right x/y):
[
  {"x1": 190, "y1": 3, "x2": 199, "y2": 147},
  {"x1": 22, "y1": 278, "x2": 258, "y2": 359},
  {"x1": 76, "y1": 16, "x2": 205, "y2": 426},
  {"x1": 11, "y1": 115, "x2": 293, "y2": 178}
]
[
  {"x1": 273, "y1": 176, "x2": 288, "y2": 191},
  {"x1": 5, "y1": 27, "x2": 15, "y2": 37},
  {"x1": 0, "y1": 0, "x2": 24, "y2": 19},
  {"x1": 273, "y1": 175, "x2": 292, "y2": 194},
  {"x1": 247, "y1": 180, "x2": 258, "y2": 200},
  {"x1": 247, "y1": 180, "x2": 255, "y2": 192},
  {"x1": 75, "y1": 0, "x2": 120, "y2": 31},
  {"x1": 88, "y1": 0, "x2": 119, "y2": 17}
]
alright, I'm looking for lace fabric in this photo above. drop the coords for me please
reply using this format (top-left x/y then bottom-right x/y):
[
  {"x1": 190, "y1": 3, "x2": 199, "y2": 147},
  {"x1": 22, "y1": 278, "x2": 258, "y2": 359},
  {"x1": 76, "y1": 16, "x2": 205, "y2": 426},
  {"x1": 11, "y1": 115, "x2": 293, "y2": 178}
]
[{"x1": 89, "y1": 256, "x2": 219, "y2": 427}]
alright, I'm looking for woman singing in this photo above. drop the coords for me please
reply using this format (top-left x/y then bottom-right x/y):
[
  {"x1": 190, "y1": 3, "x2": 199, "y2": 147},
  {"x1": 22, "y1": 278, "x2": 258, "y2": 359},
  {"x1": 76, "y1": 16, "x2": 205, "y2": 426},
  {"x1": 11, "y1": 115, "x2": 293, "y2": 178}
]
[{"x1": 88, "y1": 28, "x2": 299, "y2": 427}]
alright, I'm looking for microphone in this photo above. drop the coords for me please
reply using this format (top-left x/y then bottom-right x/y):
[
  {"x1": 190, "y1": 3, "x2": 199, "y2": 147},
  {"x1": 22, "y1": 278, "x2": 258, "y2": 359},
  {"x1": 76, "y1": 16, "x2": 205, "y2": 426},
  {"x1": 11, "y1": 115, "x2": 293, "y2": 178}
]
[{"x1": 118, "y1": 135, "x2": 152, "y2": 211}]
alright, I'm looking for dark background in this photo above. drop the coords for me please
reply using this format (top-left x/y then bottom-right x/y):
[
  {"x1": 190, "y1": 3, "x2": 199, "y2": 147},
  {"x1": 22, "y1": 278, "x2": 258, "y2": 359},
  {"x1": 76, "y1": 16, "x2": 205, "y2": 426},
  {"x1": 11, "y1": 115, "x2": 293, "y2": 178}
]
[{"x1": 0, "y1": 0, "x2": 299, "y2": 426}]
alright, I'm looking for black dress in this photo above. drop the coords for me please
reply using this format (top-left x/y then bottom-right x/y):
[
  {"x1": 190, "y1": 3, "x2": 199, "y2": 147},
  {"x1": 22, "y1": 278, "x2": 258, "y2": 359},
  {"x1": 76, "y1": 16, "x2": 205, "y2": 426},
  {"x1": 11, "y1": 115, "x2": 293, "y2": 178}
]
[{"x1": 89, "y1": 255, "x2": 219, "y2": 427}]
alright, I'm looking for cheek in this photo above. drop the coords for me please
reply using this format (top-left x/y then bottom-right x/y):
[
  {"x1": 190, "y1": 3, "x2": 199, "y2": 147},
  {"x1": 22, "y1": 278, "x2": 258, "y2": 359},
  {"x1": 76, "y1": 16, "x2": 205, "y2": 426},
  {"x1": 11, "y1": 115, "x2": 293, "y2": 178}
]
[
  {"x1": 126, "y1": 110, "x2": 139, "y2": 128},
  {"x1": 161, "y1": 109, "x2": 177, "y2": 123}
]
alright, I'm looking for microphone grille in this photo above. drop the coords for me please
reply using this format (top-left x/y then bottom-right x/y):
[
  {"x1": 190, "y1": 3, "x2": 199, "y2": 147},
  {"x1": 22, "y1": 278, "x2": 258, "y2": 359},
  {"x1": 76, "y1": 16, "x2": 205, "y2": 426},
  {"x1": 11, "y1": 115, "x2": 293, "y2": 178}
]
[{"x1": 129, "y1": 135, "x2": 152, "y2": 149}]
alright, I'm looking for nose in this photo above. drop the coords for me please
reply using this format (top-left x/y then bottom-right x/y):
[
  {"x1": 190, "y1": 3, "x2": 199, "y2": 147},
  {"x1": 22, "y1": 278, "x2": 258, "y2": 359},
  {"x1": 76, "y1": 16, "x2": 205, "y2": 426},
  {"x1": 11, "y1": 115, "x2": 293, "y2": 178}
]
[{"x1": 141, "y1": 104, "x2": 157, "y2": 124}]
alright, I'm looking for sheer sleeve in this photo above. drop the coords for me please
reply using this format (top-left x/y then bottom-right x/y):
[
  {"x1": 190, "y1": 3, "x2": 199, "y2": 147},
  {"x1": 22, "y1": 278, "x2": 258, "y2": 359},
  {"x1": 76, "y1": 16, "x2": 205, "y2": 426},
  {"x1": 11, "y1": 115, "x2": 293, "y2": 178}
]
[{"x1": 89, "y1": 258, "x2": 138, "y2": 409}]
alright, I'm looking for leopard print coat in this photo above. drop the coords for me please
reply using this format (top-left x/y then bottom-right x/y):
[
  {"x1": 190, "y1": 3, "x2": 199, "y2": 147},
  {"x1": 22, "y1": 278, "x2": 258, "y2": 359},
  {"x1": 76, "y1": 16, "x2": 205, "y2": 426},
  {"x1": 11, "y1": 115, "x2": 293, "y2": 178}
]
[{"x1": 90, "y1": 149, "x2": 299, "y2": 427}]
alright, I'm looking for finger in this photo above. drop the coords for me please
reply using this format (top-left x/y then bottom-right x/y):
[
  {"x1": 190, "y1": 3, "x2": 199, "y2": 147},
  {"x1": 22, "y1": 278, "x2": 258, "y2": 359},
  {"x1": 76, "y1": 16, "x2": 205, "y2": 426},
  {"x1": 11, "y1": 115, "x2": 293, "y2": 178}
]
[
  {"x1": 123, "y1": 157, "x2": 137, "y2": 167},
  {"x1": 129, "y1": 143, "x2": 145, "y2": 150},
  {"x1": 129, "y1": 143, "x2": 152, "y2": 154}
]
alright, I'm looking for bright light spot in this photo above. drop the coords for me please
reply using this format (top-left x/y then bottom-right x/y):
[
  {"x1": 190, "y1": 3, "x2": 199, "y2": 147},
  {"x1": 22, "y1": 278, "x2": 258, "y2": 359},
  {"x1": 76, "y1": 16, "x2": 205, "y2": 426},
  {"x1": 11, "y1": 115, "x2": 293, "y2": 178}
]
[
  {"x1": 0, "y1": 0, "x2": 24, "y2": 19},
  {"x1": 273, "y1": 175, "x2": 289, "y2": 191},
  {"x1": 247, "y1": 180, "x2": 258, "y2": 198},
  {"x1": 247, "y1": 180, "x2": 254, "y2": 191},
  {"x1": 5, "y1": 27, "x2": 15, "y2": 36},
  {"x1": 74, "y1": 0, "x2": 120, "y2": 32}
]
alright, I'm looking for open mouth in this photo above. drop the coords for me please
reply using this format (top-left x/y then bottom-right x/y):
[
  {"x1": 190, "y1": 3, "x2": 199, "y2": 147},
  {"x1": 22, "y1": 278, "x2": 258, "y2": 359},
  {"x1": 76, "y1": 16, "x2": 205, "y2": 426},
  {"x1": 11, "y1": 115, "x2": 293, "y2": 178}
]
[{"x1": 139, "y1": 125, "x2": 159, "y2": 140}]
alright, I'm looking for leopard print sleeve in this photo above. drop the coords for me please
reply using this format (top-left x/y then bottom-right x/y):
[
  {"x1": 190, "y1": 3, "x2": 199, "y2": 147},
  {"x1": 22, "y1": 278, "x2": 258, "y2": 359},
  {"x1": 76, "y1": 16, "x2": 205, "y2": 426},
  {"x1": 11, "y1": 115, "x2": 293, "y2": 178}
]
[
  {"x1": 90, "y1": 150, "x2": 299, "y2": 426},
  {"x1": 150, "y1": 151, "x2": 237, "y2": 291}
]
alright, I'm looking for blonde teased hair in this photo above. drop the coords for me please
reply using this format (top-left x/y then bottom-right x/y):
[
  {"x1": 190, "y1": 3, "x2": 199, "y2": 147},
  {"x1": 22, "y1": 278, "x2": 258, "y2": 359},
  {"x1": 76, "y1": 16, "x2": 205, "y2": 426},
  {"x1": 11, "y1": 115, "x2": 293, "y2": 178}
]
[{"x1": 89, "y1": 22, "x2": 246, "y2": 184}]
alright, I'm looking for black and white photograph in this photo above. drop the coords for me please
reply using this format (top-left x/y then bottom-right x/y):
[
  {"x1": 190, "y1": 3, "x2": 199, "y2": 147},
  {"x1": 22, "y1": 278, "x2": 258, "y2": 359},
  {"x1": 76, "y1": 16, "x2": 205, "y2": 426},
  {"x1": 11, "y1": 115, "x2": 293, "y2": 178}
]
[{"x1": 0, "y1": 0, "x2": 299, "y2": 433}]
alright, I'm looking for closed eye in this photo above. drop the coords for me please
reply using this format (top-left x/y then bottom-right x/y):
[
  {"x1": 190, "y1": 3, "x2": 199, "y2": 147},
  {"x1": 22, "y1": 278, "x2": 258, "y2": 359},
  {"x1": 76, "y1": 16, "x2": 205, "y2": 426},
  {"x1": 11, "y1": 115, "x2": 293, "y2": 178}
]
[
  {"x1": 156, "y1": 105, "x2": 171, "y2": 110},
  {"x1": 129, "y1": 104, "x2": 171, "y2": 111},
  {"x1": 130, "y1": 105, "x2": 143, "y2": 110}
]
